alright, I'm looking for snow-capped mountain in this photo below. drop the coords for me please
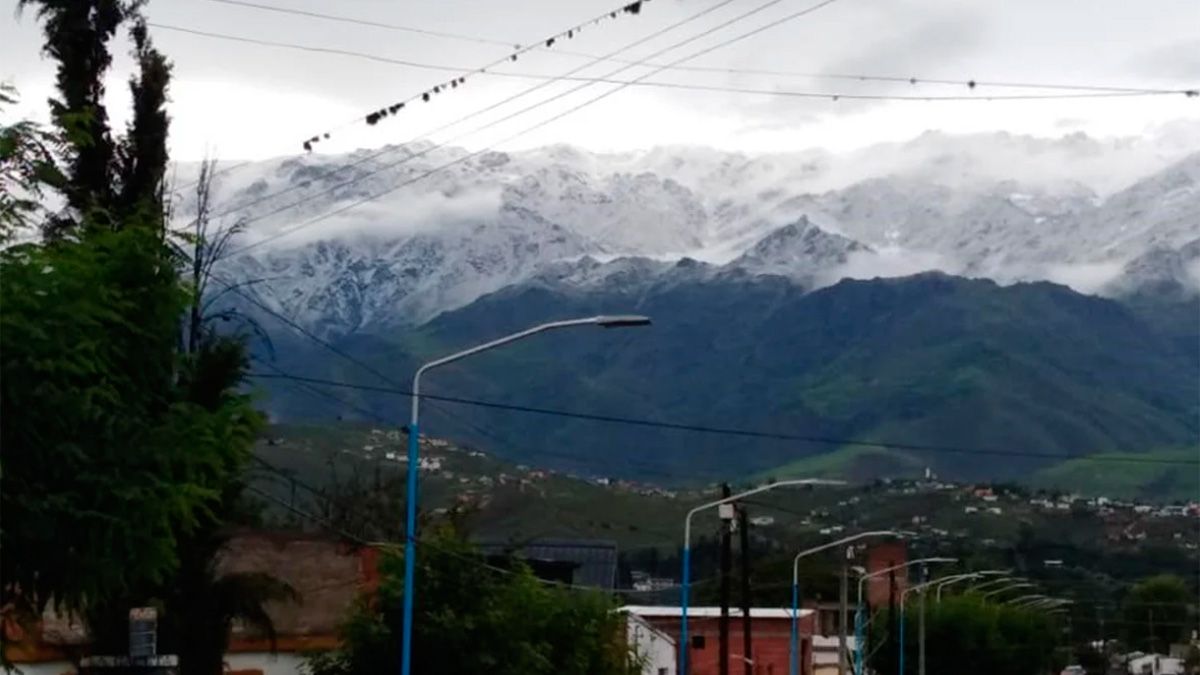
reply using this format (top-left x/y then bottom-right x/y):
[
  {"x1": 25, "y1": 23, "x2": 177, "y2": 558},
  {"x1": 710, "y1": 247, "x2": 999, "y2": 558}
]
[
  {"x1": 223, "y1": 204, "x2": 599, "y2": 331},
  {"x1": 194, "y1": 129, "x2": 1200, "y2": 334},
  {"x1": 1104, "y1": 238, "x2": 1200, "y2": 301},
  {"x1": 725, "y1": 216, "x2": 870, "y2": 282}
]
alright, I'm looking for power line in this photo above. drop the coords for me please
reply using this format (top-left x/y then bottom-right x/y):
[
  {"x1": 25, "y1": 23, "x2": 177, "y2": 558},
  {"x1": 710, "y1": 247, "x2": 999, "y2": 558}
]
[
  {"x1": 220, "y1": 273, "x2": 1200, "y2": 473},
  {"x1": 150, "y1": 22, "x2": 1195, "y2": 101},
  {"x1": 423, "y1": 398, "x2": 683, "y2": 480},
  {"x1": 292, "y1": 0, "x2": 659, "y2": 148},
  {"x1": 223, "y1": 276, "x2": 684, "y2": 479},
  {"x1": 244, "y1": 371, "x2": 1200, "y2": 468},
  {"x1": 200, "y1": 0, "x2": 740, "y2": 230},
  {"x1": 228, "y1": 278, "x2": 1199, "y2": 473},
  {"x1": 251, "y1": 450, "x2": 726, "y2": 593},
  {"x1": 148, "y1": 23, "x2": 503, "y2": 73},
  {"x1": 216, "y1": 277, "x2": 1195, "y2": 475},
  {"x1": 201, "y1": 0, "x2": 514, "y2": 47},
  {"x1": 194, "y1": 0, "x2": 1189, "y2": 96},
  {"x1": 246, "y1": 484, "x2": 371, "y2": 545},
  {"x1": 246, "y1": 478, "x2": 616, "y2": 592},
  {"x1": 219, "y1": 0, "x2": 847, "y2": 256},
  {"x1": 167, "y1": 0, "x2": 730, "y2": 196}
]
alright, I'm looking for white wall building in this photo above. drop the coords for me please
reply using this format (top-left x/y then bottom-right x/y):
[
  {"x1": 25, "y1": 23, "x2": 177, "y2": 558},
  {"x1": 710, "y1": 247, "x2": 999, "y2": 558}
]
[
  {"x1": 627, "y1": 613, "x2": 676, "y2": 675},
  {"x1": 1128, "y1": 654, "x2": 1185, "y2": 675}
]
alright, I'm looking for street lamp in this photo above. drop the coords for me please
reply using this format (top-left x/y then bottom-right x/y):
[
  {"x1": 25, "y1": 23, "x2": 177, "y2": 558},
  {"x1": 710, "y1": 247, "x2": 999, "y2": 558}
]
[
  {"x1": 788, "y1": 531, "x2": 906, "y2": 675},
  {"x1": 935, "y1": 570, "x2": 1007, "y2": 601},
  {"x1": 980, "y1": 582, "x2": 1037, "y2": 600},
  {"x1": 853, "y1": 558, "x2": 956, "y2": 675},
  {"x1": 399, "y1": 315, "x2": 651, "y2": 675},
  {"x1": 1006, "y1": 594, "x2": 1050, "y2": 606},
  {"x1": 898, "y1": 572, "x2": 981, "y2": 675},
  {"x1": 678, "y1": 479, "x2": 844, "y2": 675},
  {"x1": 966, "y1": 576, "x2": 1024, "y2": 594},
  {"x1": 1016, "y1": 597, "x2": 1073, "y2": 610}
]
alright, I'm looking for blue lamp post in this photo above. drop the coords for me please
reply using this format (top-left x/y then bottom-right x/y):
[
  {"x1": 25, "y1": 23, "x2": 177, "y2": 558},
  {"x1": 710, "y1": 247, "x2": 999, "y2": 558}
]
[
  {"x1": 787, "y1": 531, "x2": 904, "y2": 675},
  {"x1": 400, "y1": 314, "x2": 651, "y2": 675},
  {"x1": 852, "y1": 558, "x2": 956, "y2": 675},
  {"x1": 678, "y1": 479, "x2": 844, "y2": 675}
]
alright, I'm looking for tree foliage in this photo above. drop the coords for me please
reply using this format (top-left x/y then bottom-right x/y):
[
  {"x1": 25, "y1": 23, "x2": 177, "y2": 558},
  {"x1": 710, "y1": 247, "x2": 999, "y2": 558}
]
[
  {"x1": 307, "y1": 525, "x2": 638, "y2": 675},
  {"x1": 1, "y1": 227, "x2": 228, "y2": 613},
  {"x1": 1121, "y1": 574, "x2": 1194, "y2": 653},
  {"x1": 0, "y1": 84, "x2": 65, "y2": 241},
  {"x1": 3, "y1": 13, "x2": 276, "y2": 675},
  {"x1": 880, "y1": 595, "x2": 1060, "y2": 675}
]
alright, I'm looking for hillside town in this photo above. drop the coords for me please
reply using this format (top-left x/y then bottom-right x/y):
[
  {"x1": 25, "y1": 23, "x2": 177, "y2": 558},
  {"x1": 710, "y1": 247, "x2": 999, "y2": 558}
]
[{"x1": 3, "y1": 0, "x2": 1197, "y2": 674}]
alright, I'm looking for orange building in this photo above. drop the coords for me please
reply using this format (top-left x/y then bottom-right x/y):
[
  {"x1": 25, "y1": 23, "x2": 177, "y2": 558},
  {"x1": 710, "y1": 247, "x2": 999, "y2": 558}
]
[{"x1": 2, "y1": 531, "x2": 371, "y2": 675}]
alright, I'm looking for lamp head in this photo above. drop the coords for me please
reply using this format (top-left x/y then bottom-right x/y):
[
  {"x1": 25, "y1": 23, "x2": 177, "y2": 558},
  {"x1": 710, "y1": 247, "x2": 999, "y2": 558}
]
[{"x1": 594, "y1": 314, "x2": 652, "y2": 328}]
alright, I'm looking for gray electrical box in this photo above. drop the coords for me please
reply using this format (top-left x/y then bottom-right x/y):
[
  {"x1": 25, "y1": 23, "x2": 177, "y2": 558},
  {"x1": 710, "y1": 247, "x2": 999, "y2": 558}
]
[{"x1": 129, "y1": 607, "x2": 157, "y2": 658}]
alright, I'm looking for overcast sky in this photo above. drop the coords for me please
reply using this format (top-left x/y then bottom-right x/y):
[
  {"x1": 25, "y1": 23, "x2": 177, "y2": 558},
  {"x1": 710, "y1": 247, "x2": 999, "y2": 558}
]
[{"x1": 3, "y1": 0, "x2": 1199, "y2": 161}]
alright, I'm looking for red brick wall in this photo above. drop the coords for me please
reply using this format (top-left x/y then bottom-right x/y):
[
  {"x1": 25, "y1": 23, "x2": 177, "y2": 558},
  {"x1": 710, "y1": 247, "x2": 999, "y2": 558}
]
[
  {"x1": 643, "y1": 615, "x2": 814, "y2": 675},
  {"x1": 866, "y1": 542, "x2": 907, "y2": 608}
]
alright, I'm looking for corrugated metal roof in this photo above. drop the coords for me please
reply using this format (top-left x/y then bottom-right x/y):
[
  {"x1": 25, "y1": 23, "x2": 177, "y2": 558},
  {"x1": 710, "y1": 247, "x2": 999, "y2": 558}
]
[
  {"x1": 476, "y1": 538, "x2": 619, "y2": 590},
  {"x1": 621, "y1": 605, "x2": 814, "y2": 619}
]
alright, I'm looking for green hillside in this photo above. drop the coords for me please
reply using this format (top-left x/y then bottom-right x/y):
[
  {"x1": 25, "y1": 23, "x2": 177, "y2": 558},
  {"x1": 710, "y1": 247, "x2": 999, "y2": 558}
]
[
  {"x1": 246, "y1": 273, "x2": 1198, "y2": 484},
  {"x1": 1030, "y1": 448, "x2": 1200, "y2": 502}
]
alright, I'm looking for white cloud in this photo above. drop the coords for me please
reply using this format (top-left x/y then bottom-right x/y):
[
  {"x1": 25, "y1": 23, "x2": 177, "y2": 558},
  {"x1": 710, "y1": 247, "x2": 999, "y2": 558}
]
[
  {"x1": 241, "y1": 185, "x2": 504, "y2": 249},
  {"x1": 1040, "y1": 261, "x2": 1126, "y2": 295},
  {"x1": 6, "y1": 0, "x2": 1198, "y2": 160},
  {"x1": 815, "y1": 246, "x2": 964, "y2": 288}
]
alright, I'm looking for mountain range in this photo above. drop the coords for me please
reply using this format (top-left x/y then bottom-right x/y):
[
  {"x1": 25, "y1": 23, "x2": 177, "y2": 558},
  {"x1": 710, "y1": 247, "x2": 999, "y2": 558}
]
[{"x1": 198, "y1": 130, "x2": 1200, "y2": 484}]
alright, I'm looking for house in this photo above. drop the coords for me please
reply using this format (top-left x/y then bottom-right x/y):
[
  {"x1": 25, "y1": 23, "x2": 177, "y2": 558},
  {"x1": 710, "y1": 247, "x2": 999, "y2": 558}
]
[
  {"x1": 3, "y1": 531, "x2": 371, "y2": 675},
  {"x1": 812, "y1": 635, "x2": 858, "y2": 675},
  {"x1": 475, "y1": 538, "x2": 619, "y2": 590},
  {"x1": 866, "y1": 542, "x2": 909, "y2": 608},
  {"x1": 807, "y1": 602, "x2": 859, "y2": 675},
  {"x1": 1127, "y1": 654, "x2": 1184, "y2": 674},
  {"x1": 627, "y1": 613, "x2": 676, "y2": 675},
  {"x1": 622, "y1": 605, "x2": 818, "y2": 675}
]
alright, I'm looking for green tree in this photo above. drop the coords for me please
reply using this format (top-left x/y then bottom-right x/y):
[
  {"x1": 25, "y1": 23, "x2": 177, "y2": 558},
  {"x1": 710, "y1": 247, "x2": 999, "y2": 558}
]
[
  {"x1": 1, "y1": 226, "x2": 219, "y2": 616},
  {"x1": 0, "y1": 84, "x2": 64, "y2": 241},
  {"x1": 887, "y1": 595, "x2": 1060, "y2": 675},
  {"x1": 1122, "y1": 574, "x2": 1193, "y2": 653},
  {"x1": 3, "y1": 14, "x2": 281, "y2": 675},
  {"x1": 306, "y1": 525, "x2": 637, "y2": 675}
]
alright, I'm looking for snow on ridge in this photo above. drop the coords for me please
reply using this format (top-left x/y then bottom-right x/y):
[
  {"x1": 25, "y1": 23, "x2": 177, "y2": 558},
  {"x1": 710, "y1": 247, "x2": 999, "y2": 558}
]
[{"x1": 194, "y1": 131, "x2": 1200, "y2": 332}]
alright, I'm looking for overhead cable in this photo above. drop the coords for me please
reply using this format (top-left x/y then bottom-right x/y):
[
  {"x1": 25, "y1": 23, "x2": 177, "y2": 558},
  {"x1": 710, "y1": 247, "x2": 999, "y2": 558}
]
[
  {"x1": 245, "y1": 372, "x2": 1200, "y2": 468},
  {"x1": 219, "y1": 0, "x2": 849, "y2": 256}
]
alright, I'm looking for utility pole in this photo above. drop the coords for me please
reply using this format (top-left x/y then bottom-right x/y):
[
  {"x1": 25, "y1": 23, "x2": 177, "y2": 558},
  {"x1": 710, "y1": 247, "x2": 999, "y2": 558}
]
[
  {"x1": 918, "y1": 566, "x2": 928, "y2": 675},
  {"x1": 1148, "y1": 608, "x2": 1155, "y2": 653},
  {"x1": 738, "y1": 505, "x2": 752, "y2": 675},
  {"x1": 719, "y1": 483, "x2": 733, "y2": 675},
  {"x1": 887, "y1": 569, "x2": 897, "y2": 675},
  {"x1": 838, "y1": 546, "x2": 850, "y2": 675}
]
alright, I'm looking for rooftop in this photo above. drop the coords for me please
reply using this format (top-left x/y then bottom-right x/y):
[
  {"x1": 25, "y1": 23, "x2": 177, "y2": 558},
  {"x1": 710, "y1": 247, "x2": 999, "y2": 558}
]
[{"x1": 621, "y1": 606, "x2": 814, "y2": 619}]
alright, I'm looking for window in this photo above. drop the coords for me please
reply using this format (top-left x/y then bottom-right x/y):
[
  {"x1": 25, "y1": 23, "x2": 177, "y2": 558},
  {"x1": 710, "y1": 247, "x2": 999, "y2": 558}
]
[
  {"x1": 692, "y1": 635, "x2": 706, "y2": 649},
  {"x1": 658, "y1": 669, "x2": 668, "y2": 675}
]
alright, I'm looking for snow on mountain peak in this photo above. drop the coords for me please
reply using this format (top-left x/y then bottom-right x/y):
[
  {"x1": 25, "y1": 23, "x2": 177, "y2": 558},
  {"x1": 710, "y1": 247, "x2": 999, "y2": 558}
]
[
  {"x1": 727, "y1": 216, "x2": 871, "y2": 282},
  {"x1": 198, "y1": 129, "x2": 1200, "y2": 331}
]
